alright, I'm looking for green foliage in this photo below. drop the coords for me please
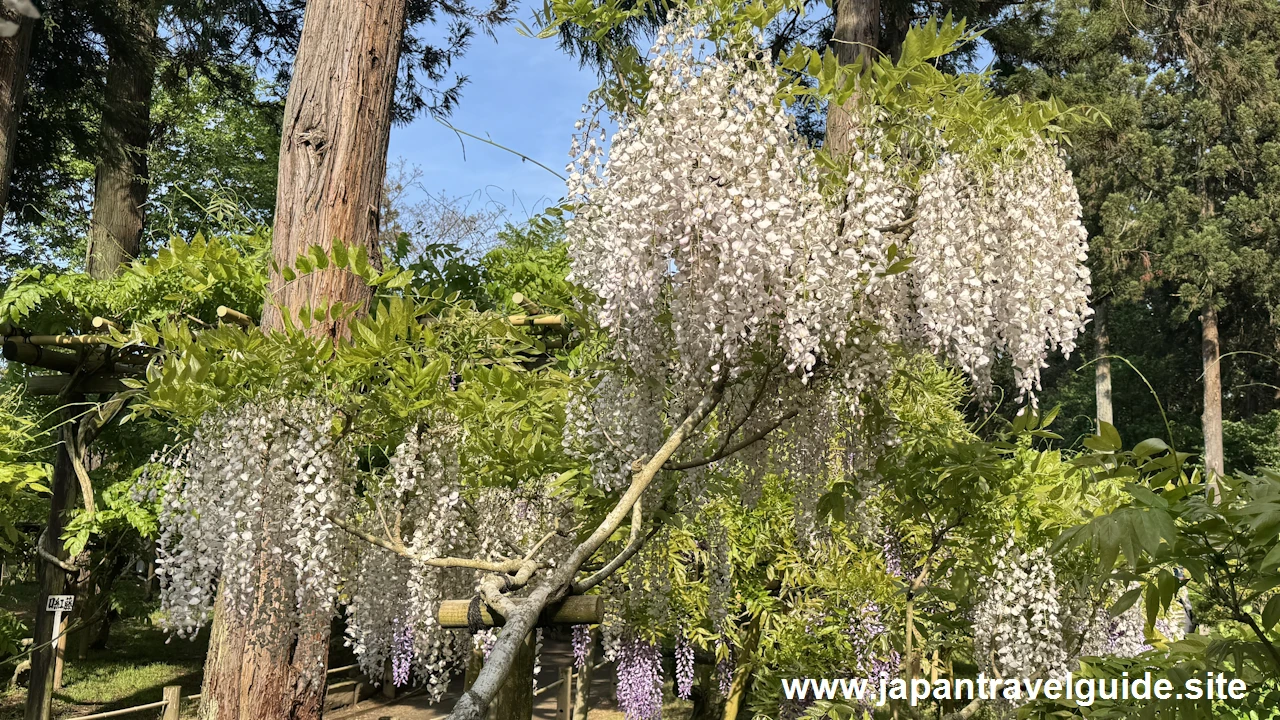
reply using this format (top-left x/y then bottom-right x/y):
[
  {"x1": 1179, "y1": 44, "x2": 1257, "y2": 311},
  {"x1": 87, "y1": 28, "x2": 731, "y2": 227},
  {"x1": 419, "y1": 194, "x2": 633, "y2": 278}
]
[
  {"x1": 0, "y1": 386, "x2": 50, "y2": 544},
  {"x1": 1051, "y1": 427, "x2": 1280, "y2": 715},
  {"x1": 0, "y1": 229, "x2": 268, "y2": 333},
  {"x1": 147, "y1": 69, "x2": 284, "y2": 240},
  {"x1": 478, "y1": 214, "x2": 575, "y2": 313}
]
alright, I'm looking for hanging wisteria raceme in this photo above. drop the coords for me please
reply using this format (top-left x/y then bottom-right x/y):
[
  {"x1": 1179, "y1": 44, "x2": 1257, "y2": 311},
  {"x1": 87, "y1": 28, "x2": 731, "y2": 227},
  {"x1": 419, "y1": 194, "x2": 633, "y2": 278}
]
[
  {"x1": 562, "y1": 12, "x2": 1092, "y2": 552},
  {"x1": 565, "y1": 372, "x2": 665, "y2": 491},
  {"x1": 157, "y1": 407, "x2": 569, "y2": 700},
  {"x1": 706, "y1": 516, "x2": 733, "y2": 634},
  {"x1": 972, "y1": 537, "x2": 1068, "y2": 682},
  {"x1": 911, "y1": 145, "x2": 1092, "y2": 397},
  {"x1": 342, "y1": 421, "x2": 475, "y2": 700},
  {"x1": 154, "y1": 398, "x2": 350, "y2": 638},
  {"x1": 716, "y1": 641, "x2": 735, "y2": 697},
  {"x1": 392, "y1": 618, "x2": 414, "y2": 686},
  {"x1": 615, "y1": 633, "x2": 664, "y2": 720},
  {"x1": 846, "y1": 601, "x2": 901, "y2": 687},
  {"x1": 1077, "y1": 585, "x2": 1152, "y2": 658},
  {"x1": 343, "y1": 423, "x2": 571, "y2": 701},
  {"x1": 572, "y1": 624, "x2": 591, "y2": 669},
  {"x1": 675, "y1": 634, "x2": 695, "y2": 700},
  {"x1": 566, "y1": 17, "x2": 835, "y2": 390}
]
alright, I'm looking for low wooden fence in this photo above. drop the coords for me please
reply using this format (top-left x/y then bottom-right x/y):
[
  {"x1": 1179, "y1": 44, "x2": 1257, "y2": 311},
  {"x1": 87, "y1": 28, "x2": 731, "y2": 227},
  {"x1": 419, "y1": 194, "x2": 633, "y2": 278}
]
[
  {"x1": 67, "y1": 658, "x2": 608, "y2": 720},
  {"x1": 69, "y1": 663, "x2": 366, "y2": 720}
]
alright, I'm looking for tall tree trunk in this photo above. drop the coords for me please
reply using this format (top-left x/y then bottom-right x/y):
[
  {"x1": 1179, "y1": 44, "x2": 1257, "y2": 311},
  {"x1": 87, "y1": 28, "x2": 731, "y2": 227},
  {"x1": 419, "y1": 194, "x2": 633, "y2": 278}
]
[
  {"x1": 1201, "y1": 303, "x2": 1224, "y2": 482},
  {"x1": 0, "y1": 6, "x2": 34, "y2": 232},
  {"x1": 86, "y1": 2, "x2": 156, "y2": 280},
  {"x1": 258, "y1": 0, "x2": 405, "y2": 338},
  {"x1": 200, "y1": 0, "x2": 407, "y2": 717},
  {"x1": 1095, "y1": 299, "x2": 1113, "y2": 429},
  {"x1": 24, "y1": 406, "x2": 83, "y2": 720},
  {"x1": 824, "y1": 0, "x2": 880, "y2": 157}
]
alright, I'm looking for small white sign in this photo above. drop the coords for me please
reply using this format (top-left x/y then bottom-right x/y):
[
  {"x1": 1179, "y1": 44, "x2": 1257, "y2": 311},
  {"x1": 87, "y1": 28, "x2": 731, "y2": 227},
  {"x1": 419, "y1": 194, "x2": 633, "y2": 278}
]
[{"x1": 46, "y1": 595, "x2": 74, "y2": 612}]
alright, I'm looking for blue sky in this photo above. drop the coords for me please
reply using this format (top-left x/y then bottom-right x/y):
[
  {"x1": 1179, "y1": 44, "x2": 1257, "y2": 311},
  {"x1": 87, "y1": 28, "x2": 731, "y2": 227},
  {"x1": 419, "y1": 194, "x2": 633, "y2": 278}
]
[
  {"x1": 388, "y1": 6, "x2": 599, "y2": 222},
  {"x1": 385, "y1": 6, "x2": 998, "y2": 224}
]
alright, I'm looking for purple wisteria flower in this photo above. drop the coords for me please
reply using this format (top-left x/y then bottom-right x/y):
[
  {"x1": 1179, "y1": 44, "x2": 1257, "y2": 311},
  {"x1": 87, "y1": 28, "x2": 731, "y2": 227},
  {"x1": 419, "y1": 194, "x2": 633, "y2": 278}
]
[
  {"x1": 616, "y1": 635, "x2": 663, "y2": 720},
  {"x1": 573, "y1": 624, "x2": 591, "y2": 669},
  {"x1": 675, "y1": 635, "x2": 695, "y2": 699},
  {"x1": 715, "y1": 640, "x2": 734, "y2": 698},
  {"x1": 392, "y1": 618, "x2": 413, "y2": 686}
]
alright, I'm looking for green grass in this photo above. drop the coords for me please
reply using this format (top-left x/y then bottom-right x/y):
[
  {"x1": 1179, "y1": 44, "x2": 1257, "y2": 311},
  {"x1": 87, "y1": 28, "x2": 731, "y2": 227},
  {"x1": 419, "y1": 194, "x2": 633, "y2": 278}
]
[
  {"x1": 0, "y1": 573, "x2": 208, "y2": 720},
  {"x1": 0, "y1": 617, "x2": 208, "y2": 720}
]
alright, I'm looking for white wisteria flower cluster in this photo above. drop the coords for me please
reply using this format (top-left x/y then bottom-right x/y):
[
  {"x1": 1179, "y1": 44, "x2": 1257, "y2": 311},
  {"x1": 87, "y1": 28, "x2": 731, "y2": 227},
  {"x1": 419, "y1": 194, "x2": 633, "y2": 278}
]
[
  {"x1": 912, "y1": 147, "x2": 1092, "y2": 396},
  {"x1": 155, "y1": 408, "x2": 568, "y2": 695},
  {"x1": 154, "y1": 398, "x2": 350, "y2": 637},
  {"x1": 563, "y1": 14, "x2": 1092, "y2": 494},
  {"x1": 972, "y1": 537, "x2": 1068, "y2": 681}
]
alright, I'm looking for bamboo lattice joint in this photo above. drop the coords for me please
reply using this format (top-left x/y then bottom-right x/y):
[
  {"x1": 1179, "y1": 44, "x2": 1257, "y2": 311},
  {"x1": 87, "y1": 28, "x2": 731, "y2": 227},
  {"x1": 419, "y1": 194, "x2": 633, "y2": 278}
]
[
  {"x1": 216, "y1": 305, "x2": 254, "y2": 327},
  {"x1": 507, "y1": 314, "x2": 565, "y2": 327}
]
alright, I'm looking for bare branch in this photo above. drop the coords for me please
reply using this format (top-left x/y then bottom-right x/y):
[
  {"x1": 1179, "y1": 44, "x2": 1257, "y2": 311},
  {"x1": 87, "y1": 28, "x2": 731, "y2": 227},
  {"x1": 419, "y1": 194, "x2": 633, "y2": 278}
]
[
  {"x1": 670, "y1": 406, "x2": 800, "y2": 471},
  {"x1": 326, "y1": 512, "x2": 535, "y2": 573}
]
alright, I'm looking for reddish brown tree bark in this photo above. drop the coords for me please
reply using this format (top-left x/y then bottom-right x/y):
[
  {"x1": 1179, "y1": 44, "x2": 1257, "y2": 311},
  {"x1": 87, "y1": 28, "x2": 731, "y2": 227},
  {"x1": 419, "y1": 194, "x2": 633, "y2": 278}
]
[
  {"x1": 259, "y1": 0, "x2": 405, "y2": 338},
  {"x1": 0, "y1": 6, "x2": 34, "y2": 231},
  {"x1": 200, "y1": 0, "x2": 408, "y2": 717}
]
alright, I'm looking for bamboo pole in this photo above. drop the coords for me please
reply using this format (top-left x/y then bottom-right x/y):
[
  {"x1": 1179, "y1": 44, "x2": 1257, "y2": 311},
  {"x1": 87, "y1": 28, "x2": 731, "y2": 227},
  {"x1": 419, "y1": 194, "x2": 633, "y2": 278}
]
[
  {"x1": 511, "y1": 292, "x2": 542, "y2": 316},
  {"x1": 91, "y1": 317, "x2": 120, "y2": 331},
  {"x1": 2, "y1": 341, "x2": 80, "y2": 373},
  {"x1": 507, "y1": 314, "x2": 565, "y2": 327},
  {"x1": 437, "y1": 595, "x2": 602, "y2": 629},
  {"x1": 216, "y1": 306, "x2": 254, "y2": 327},
  {"x1": 5, "y1": 334, "x2": 110, "y2": 347}
]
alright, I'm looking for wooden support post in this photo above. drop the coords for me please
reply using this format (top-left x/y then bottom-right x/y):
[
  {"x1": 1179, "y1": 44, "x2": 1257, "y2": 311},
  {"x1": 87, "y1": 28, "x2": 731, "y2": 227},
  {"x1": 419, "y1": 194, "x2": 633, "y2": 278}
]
[
  {"x1": 573, "y1": 627, "x2": 597, "y2": 720},
  {"x1": 162, "y1": 685, "x2": 181, "y2": 720},
  {"x1": 352, "y1": 681, "x2": 363, "y2": 708},
  {"x1": 438, "y1": 595, "x2": 602, "y2": 629},
  {"x1": 488, "y1": 632, "x2": 535, "y2": 720},
  {"x1": 556, "y1": 666, "x2": 573, "y2": 720},
  {"x1": 381, "y1": 657, "x2": 396, "y2": 699},
  {"x1": 24, "y1": 404, "x2": 82, "y2": 720},
  {"x1": 50, "y1": 615, "x2": 66, "y2": 690}
]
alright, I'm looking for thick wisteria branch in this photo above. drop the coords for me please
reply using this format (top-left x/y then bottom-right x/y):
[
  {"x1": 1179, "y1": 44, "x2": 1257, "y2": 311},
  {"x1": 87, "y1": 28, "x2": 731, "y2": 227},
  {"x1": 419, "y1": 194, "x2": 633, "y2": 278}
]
[
  {"x1": 448, "y1": 379, "x2": 727, "y2": 720},
  {"x1": 572, "y1": 497, "x2": 642, "y2": 594}
]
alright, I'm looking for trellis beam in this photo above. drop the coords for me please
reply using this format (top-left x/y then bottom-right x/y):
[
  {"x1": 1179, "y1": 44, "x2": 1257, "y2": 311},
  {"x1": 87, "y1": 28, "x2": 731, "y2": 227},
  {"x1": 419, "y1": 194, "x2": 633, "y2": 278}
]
[
  {"x1": 437, "y1": 594, "x2": 602, "y2": 629},
  {"x1": 26, "y1": 375, "x2": 133, "y2": 397}
]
